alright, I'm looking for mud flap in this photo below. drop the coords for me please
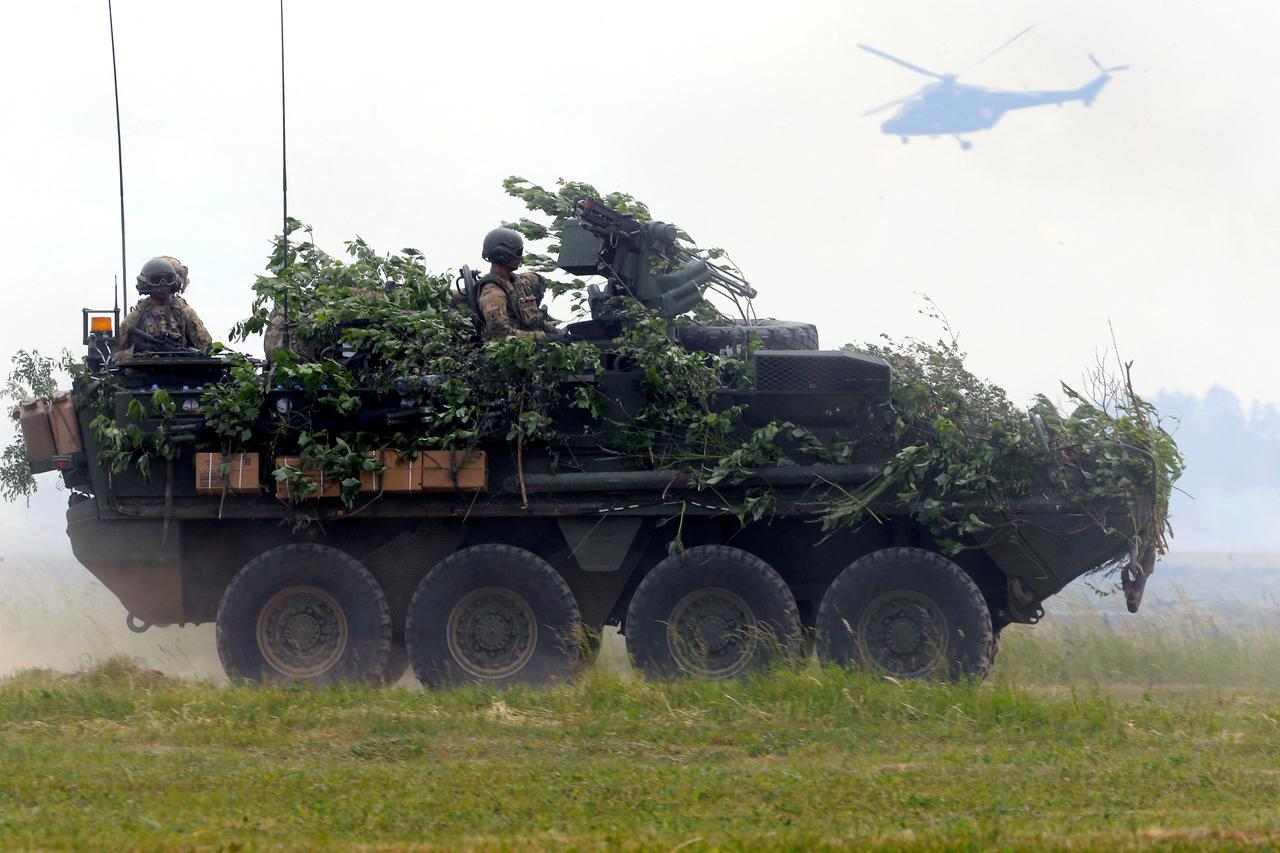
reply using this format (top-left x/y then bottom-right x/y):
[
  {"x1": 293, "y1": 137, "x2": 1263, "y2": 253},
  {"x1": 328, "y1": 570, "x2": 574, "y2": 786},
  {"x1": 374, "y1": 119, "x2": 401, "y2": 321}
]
[{"x1": 1120, "y1": 546, "x2": 1157, "y2": 613}]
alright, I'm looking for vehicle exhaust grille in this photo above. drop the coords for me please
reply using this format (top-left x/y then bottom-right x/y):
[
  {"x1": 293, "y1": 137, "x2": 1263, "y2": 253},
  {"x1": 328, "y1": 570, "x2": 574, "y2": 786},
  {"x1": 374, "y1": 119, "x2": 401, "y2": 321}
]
[{"x1": 753, "y1": 351, "x2": 891, "y2": 393}]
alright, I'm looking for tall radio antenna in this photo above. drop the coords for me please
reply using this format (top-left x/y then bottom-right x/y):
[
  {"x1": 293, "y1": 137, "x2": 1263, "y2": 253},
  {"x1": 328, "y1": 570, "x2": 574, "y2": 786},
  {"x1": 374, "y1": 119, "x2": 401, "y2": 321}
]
[
  {"x1": 279, "y1": 0, "x2": 291, "y2": 352},
  {"x1": 107, "y1": 0, "x2": 128, "y2": 314}
]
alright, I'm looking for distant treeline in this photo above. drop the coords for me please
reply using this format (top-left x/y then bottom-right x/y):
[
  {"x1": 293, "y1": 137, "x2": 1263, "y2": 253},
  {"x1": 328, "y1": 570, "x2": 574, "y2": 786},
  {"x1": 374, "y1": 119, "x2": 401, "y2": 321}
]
[
  {"x1": 1153, "y1": 387, "x2": 1280, "y2": 550},
  {"x1": 1155, "y1": 387, "x2": 1280, "y2": 492}
]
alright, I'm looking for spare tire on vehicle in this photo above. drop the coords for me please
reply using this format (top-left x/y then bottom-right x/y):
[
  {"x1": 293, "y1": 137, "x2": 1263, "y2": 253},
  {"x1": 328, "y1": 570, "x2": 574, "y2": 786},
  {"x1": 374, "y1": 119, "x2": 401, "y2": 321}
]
[{"x1": 675, "y1": 318, "x2": 819, "y2": 357}]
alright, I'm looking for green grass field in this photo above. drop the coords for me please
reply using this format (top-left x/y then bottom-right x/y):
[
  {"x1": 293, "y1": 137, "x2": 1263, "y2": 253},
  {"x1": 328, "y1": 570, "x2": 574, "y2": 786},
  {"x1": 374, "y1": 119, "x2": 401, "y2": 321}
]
[{"x1": 3, "y1": 609, "x2": 1280, "y2": 851}]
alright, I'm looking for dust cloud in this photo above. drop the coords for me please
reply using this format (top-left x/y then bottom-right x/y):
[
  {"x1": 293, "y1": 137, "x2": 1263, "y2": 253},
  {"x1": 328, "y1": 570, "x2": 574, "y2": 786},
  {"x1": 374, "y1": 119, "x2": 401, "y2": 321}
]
[{"x1": 0, "y1": 553, "x2": 224, "y2": 681}]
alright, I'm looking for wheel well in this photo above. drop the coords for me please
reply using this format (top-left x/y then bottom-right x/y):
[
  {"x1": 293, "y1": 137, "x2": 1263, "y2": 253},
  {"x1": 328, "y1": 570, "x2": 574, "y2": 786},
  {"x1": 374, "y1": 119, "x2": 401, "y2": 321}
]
[{"x1": 948, "y1": 548, "x2": 1009, "y2": 628}]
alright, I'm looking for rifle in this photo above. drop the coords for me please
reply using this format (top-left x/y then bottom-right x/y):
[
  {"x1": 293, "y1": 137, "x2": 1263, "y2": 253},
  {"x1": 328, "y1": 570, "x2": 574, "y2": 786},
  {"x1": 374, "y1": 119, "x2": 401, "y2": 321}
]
[{"x1": 126, "y1": 326, "x2": 203, "y2": 355}]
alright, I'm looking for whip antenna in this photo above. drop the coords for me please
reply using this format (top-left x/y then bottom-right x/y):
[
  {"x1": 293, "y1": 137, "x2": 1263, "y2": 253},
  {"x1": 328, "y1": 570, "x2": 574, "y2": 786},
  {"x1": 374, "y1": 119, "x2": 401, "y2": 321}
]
[
  {"x1": 279, "y1": 0, "x2": 291, "y2": 352},
  {"x1": 107, "y1": 0, "x2": 128, "y2": 315}
]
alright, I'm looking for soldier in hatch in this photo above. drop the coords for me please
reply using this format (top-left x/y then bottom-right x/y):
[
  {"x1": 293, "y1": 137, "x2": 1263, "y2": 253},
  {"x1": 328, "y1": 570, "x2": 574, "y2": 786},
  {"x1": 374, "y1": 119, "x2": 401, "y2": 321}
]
[
  {"x1": 115, "y1": 256, "x2": 212, "y2": 359},
  {"x1": 476, "y1": 227, "x2": 564, "y2": 341},
  {"x1": 263, "y1": 301, "x2": 304, "y2": 361}
]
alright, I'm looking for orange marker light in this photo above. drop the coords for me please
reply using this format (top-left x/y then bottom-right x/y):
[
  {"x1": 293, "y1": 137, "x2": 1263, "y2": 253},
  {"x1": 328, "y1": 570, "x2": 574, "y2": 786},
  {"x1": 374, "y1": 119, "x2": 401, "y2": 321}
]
[{"x1": 90, "y1": 316, "x2": 114, "y2": 334}]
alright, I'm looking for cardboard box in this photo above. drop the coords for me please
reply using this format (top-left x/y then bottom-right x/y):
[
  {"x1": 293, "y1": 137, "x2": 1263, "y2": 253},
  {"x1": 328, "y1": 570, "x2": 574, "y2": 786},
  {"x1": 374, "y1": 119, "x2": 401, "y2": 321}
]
[
  {"x1": 358, "y1": 449, "x2": 488, "y2": 494},
  {"x1": 274, "y1": 456, "x2": 342, "y2": 500},
  {"x1": 195, "y1": 452, "x2": 261, "y2": 494},
  {"x1": 359, "y1": 461, "x2": 380, "y2": 493},
  {"x1": 348, "y1": 450, "x2": 380, "y2": 492},
  {"x1": 374, "y1": 449, "x2": 420, "y2": 493},
  {"x1": 420, "y1": 450, "x2": 487, "y2": 492}
]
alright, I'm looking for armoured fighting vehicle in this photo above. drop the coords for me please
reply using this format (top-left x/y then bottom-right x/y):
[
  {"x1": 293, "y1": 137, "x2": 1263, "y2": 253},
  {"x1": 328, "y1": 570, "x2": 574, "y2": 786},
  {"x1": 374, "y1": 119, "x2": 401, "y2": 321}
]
[{"x1": 30, "y1": 200, "x2": 1160, "y2": 686}]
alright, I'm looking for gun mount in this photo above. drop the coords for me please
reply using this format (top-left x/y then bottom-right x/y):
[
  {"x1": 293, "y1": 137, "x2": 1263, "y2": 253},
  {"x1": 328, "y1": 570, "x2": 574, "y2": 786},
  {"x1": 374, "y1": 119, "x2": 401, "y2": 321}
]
[{"x1": 560, "y1": 198, "x2": 757, "y2": 329}]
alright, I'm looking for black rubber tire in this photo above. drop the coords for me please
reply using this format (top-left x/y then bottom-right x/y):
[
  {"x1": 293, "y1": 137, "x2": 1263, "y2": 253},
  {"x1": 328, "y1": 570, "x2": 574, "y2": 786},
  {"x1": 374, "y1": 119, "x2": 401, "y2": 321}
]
[
  {"x1": 815, "y1": 547, "x2": 993, "y2": 682},
  {"x1": 405, "y1": 545, "x2": 584, "y2": 688},
  {"x1": 625, "y1": 545, "x2": 802, "y2": 680},
  {"x1": 676, "y1": 318, "x2": 819, "y2": 357},
  {"x1": 216, "y1": 544, "x2": 392, "y2": 685}
]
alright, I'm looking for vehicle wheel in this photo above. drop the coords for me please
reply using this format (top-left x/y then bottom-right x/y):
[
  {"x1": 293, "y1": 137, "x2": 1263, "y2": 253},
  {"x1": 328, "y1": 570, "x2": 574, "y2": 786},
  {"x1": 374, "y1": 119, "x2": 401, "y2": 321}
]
[
  {"x1": 815, "y1": 547, "x2": 992, "y2": 682},
  {"x1": 216, "y1": 544, "x2": 391, "y2": 684},
  {"x1": 405, "y1": 545, "x2": 583, "y2": 688},
  {"x1": 625, "y1": 545, "x2": 802, "y2": 679},
  {"x1": 676, "y1": 318, "x2": 819, "y2": 357},
  {"x1": 381, "y1": 637, "x2": 411, "y2": 684}
]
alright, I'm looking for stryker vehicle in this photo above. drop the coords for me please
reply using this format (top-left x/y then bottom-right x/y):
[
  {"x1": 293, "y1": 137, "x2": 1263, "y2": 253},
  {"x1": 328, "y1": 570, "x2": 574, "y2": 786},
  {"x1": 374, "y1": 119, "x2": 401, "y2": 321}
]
[{"x1": 35, "y1": 201, "x2": 1159, "y2": 686}]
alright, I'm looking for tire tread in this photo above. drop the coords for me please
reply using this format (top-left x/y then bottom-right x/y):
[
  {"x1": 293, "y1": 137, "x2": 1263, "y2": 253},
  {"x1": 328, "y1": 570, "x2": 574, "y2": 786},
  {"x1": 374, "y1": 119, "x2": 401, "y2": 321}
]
[
  {"x1": 216, "y1": 543, "x2": 392, "y2": 684},
  {"x1": 626, "y1": 544, "x2": 801, "y2": 678},
  {"x1": 816, "y1": 546, "x2": 993, "y2": 681},
  {"x1": 405, "y1": 544, "x2": 582, "y2": 687}
]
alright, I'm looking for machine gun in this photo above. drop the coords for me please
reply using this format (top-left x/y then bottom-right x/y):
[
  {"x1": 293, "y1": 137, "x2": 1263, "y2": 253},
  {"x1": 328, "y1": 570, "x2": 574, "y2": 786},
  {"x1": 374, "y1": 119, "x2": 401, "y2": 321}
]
[
  {"x1": 559, "y1": 198, "x2": 756, "y2": 322},
  {"x1": 126, "y1": 326, "x2": 204, "y2": 356}
]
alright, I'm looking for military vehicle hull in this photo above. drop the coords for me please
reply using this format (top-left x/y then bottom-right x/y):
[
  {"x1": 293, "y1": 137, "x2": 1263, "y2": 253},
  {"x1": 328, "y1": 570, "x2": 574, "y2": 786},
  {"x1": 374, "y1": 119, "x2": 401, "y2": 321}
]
[{"x1": 56, "y1": 349, "x2": 1150, "y2": 686}]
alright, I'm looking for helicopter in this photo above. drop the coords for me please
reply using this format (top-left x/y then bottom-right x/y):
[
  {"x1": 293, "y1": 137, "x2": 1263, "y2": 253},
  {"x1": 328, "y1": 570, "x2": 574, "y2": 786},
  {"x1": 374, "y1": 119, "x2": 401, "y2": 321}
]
[{"x1": 859, "y1": 27, "x2": 1128, "y2": 149}]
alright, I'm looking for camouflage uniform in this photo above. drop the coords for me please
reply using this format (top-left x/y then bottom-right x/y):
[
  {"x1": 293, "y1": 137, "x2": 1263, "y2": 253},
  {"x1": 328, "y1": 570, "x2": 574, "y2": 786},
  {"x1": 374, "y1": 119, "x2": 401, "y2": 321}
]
[
  {"x1": 116, "y1": 295, "x2": 212, "y2": 359},
  {"x1": 264, "y1": 306, "x2": 297, "y2": 361},
  {"x1": 478, "y1": 272, "x2": 562, "y2": 341}
]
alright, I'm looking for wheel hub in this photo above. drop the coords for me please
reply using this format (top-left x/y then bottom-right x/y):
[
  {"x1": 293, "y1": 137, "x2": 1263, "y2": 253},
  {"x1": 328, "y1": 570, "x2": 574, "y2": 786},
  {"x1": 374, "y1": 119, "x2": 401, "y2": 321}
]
[
  {"x1": 473, "y1": 614, "x2": 514, "y2": 652},
  {"x1": 884, "y1": 612, "x2": 925, "y2": 655},
  {"x1": 256, "y1": 586, "x2": 348, "y2": 679},
  {"x1": 447, "y1": 587, "x2": 537, "y2": 679},
  {"x1": 857, "y1": 591, "x2": 947, "y2": 678},
  {"x1": 667, "y1": 588, "x2": 757, "y2": 678},
  {"x1": 283, "y1": 609, "x2": 323, "y2": 651}
]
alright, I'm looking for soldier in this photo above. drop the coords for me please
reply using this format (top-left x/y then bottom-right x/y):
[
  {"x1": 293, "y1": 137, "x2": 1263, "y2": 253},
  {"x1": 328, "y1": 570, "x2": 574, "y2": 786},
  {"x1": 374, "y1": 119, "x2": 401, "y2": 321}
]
[
  {"x1": 476, "y1": 227, "x2": 564, "y2": 341},
  {"x1": 115, "y1": 257, "x2": 213, "y2": 360},
  {"x1": 263, "y1": 303, "x2": 301, "y2": 361}
]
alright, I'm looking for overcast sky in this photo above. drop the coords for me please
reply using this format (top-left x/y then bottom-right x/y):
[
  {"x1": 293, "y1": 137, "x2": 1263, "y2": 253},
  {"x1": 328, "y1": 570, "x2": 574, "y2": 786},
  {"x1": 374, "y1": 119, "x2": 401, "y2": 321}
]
[{"x1": 1, "y1": 0, "x2": 1276, "y2": 549}]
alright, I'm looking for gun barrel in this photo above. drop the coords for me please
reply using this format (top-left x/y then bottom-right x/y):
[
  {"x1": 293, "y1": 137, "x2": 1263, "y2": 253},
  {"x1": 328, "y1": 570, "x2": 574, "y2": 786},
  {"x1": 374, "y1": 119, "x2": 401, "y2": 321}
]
[
  {"x1": 571, "y1": 196, "x2": 758, "y2": 306},
  {"x1": 674, "y1": 248, "x2": 756, "y2": 299}
]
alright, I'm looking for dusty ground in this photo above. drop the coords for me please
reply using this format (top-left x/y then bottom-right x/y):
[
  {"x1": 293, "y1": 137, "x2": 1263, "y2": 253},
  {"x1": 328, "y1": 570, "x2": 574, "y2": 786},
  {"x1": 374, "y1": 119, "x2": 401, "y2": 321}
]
[{"x1": 0, "y1": 553, "x2": 223, "y2": 680}]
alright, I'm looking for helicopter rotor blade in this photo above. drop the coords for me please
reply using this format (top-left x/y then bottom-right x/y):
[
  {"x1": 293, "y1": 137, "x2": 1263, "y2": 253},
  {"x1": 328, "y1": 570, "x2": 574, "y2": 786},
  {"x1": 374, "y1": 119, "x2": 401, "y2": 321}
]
[
  {"x1": 959, "y1": 25, "x2": 1035, "y2": 76},
  {"x1": 860, "y1": 92, "x2": 916, "y2": 117},
  {"x1": 857, "y1": 43, "x2": 945, "y2": 79},
  {"x1": 1089, "y1": 53, "x2": 1130, "y2": 73}
]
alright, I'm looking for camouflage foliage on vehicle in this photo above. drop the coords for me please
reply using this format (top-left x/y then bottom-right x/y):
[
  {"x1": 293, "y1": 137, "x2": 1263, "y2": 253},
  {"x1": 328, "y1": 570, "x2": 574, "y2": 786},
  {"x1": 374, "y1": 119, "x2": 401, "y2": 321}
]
[{"x1": 1, "y1": 178, "x2": 1183, "y2": 586}]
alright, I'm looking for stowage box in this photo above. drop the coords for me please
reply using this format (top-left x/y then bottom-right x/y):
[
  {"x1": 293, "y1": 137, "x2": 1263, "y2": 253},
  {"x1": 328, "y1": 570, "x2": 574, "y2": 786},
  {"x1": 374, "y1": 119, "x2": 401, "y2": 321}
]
[{"x1": 195, "y1": 452, "x2": 261, "y2": 495}]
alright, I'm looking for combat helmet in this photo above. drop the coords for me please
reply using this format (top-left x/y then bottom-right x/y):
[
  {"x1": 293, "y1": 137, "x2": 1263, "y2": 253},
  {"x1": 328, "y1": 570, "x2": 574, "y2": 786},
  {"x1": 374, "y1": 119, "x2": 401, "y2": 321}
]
[
  {"x1": 153, "y1": 255, "x2": 190, "y2": 292},
  {"x1": 481, "y1": 227, "x2": 524, "y2": 267},
  {"x1": 135, "y1": 257, "x2": 181, "y2": 296}
]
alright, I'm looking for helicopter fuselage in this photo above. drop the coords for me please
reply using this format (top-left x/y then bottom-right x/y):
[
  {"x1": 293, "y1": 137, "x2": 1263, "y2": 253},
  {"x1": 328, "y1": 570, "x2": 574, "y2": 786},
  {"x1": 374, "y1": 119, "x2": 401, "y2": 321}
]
[{"x1": 879, "y1": 74, "x2": 1112, "y2": 139}]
